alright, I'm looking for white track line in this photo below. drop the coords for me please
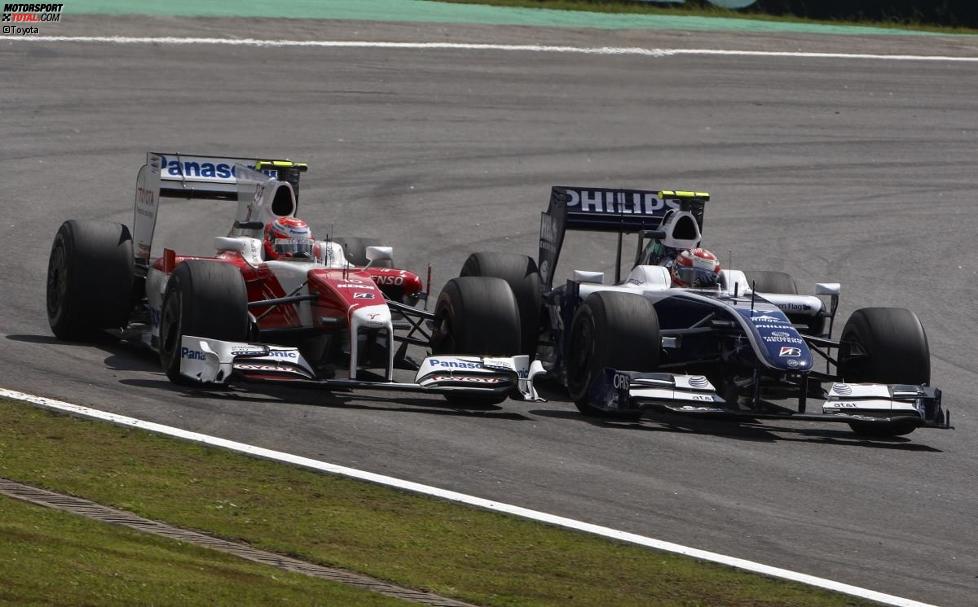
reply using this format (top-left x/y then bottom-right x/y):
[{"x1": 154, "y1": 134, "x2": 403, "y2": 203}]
[
  {"x1": 0, "y1": 386, "x2": 936, "y2": 607},
  {"x1": 3, "y1": 35, "x2": 977, "y2": 62}
]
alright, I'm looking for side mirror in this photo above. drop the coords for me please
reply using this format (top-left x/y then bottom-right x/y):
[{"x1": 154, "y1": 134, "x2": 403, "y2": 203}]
[
  {"x1": 365, "y1": 245, "x2": 393, "y2": 267},
  {"x1": 572, "y1": 270, "x2": 604, "y2": 284},
  {"x1": 815, "y1": 282, "x2": 841, "y2": 296},
  {"x1": 815, "y1": 282, "x2": 841, "y2": 337}
]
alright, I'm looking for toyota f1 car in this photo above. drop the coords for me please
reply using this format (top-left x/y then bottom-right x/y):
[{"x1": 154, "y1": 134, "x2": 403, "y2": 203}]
[
  {"x1": 448, "y1": 186, "x2": 950, "y2": 437},
  {"x1": 46, "y1": 153, "x2": 543, "y2": 403}
]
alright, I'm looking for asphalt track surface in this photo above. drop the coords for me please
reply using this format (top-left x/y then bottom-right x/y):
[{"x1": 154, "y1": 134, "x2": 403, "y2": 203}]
[{"x1": 2, "y1": 17, "x2": 977, "y2": 606}]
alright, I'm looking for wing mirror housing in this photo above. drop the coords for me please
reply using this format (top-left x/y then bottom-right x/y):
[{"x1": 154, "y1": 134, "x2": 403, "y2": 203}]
[
  {"x1": 365, "y1": 245, "x2": 393, "y2": 267},
  {"x1": 572, "y1": 270, "x2": 604, "y2": 284}
]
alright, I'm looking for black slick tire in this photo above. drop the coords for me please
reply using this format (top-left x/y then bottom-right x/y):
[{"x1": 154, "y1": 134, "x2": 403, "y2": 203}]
[
  {"x1": 460, "y1": 252, "x2": 542, "y2": 357},
  {"x1": 566, "y1": 291, "x2": 660, "y2": 419},
  {"x1": 46, "y1": 220, "x2": 134, "y2": 341},
  {"x1": 838, "y1": 307, "x2": 930, "y2": 437},
  {"x1": 743, "y1": 270, "x2": 797, "y2": 295},
  {"x1": 431, "y1": 276, "x2": 521, "y2": 405},
  {"x1": 159, "y1": 260, "x2": 250, "y2": 384},
  {"x1": 743, "y1": 270, "x2": 826, "y2": 334}
]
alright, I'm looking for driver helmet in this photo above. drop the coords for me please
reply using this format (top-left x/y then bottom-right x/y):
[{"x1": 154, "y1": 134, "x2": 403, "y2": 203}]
[
  {"x1": 670, "y1": 247, "x2": 720, "y2": 288},
  {"x1": 263, "y1": 217, "x2": 315, "y2": 260}
]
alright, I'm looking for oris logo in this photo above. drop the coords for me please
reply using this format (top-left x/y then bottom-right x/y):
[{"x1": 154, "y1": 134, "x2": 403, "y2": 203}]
[{"x1": 613, "y1": 373, "x2": 631, "y2": 390}]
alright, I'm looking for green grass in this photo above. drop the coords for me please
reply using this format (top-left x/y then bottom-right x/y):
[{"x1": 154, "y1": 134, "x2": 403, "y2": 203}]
[
  {"x1": 0, "y1": 496, "x2": 408, "y2": 607},
  {"x1": 0, "y1": 398, "x2": 873, "y2": 607},
  {"x1": 435, "y1": 0, "x2": 978, "y2": 34}
]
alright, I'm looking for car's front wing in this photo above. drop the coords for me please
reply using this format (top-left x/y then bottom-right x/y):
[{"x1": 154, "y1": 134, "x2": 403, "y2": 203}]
[
  {"x1": 590, "y1": 369, "x2": 950, "y2": 429},
  {"x1": 177, "y1": 335, "x2": 545, "y2": 402}
]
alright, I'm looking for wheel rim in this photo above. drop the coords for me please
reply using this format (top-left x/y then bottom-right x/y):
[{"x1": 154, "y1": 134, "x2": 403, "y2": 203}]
[
  {"x1": 160, "y1": 290, "x2": 182, "y2": 364},
  {"x1": 432, "y1": 313, "x2": 456, "y2": 354},
  {"x1": 46, "y1": 240, "x2": 68, "y2": 321},
  {"x1": 567, "y1": 314, "x2": 595, "y2": 397}
]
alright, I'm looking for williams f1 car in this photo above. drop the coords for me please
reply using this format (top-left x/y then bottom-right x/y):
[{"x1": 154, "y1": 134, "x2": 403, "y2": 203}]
[
  {"x1": 46, "y1": 153, "x2": 543, "y2": 404},
  {"x1": 447, "y1": 186, "x2": 950, "y2": 437}
]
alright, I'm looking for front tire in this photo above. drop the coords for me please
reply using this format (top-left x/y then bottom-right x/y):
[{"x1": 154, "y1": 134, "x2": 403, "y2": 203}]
[
  {"x1": 566, "y1": 291, "x2": 660, "y2": 419},
  {"x1": 46, "y1": 220, "x2": 134, "y2": 340},
  {"x1": 431, "y1": 277, "x2": 521, "y2": 405},
  {"x1": 838, "y1": 307, "x2": 930, "y2": 437},
  {"x1": 460, "y1": 252, "x2": 542, "y2": 357},
  {"x1": 159, "y1": 260, "x2": 250, "y2": 384}
]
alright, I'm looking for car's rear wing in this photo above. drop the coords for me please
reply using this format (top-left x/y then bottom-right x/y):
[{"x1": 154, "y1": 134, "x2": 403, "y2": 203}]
[
  {"x1": 538, "y1": 186, "x2": 709, "y2": 289},
  {"x1": 132, "y1": 152, "x2": 307, "y2": 264}
]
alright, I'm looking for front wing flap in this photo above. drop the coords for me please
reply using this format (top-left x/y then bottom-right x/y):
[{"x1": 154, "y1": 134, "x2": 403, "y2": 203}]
[
  {"x1": 588, "y1": 369, "x2": 726, "y2": 415},
  {"x1": 177, "y1": 336, "x2": 545, "y2": 402},
  {"x1": 823, "y1": 382, "x2": 948, "y2": 428}
]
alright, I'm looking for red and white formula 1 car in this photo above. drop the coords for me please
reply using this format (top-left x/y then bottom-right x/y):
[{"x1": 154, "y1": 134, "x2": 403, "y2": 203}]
[{"x1": 46, "y1": 152, "x2": 543, "y2": 403}]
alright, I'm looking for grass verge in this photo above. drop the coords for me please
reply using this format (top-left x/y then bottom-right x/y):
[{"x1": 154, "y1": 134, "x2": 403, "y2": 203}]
[
  {"x1": 0, "y1": 495, "x2": 407, "y2": 606},
  {"x1": 434, "y1": 0, "x2": 978, "y2": 35},
  {"x1": 0, "y1": 397, "x2": 873, "y2": 606}
]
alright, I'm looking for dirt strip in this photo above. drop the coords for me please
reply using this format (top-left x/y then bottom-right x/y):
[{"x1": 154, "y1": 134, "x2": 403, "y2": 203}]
[{"x1": 0, "y1": 477, "x2": 479, "y2": 607}]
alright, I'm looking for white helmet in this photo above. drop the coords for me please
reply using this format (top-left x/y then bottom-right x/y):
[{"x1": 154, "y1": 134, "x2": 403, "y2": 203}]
[{"x1": 670, "y1": 248, "x2": 720, "y2": 288}]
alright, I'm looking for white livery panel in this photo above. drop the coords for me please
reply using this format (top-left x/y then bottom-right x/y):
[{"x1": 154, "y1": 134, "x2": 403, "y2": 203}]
[{"x1": 178, "y1": 337, "x2": 545, "y2": 402}]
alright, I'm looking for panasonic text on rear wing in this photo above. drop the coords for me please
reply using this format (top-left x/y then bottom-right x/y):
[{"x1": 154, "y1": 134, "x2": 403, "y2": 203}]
[
  {"x1": 538, "y1": 186, "x2": 709, "y2": 289},
  {"x1": 131, "y1": 151, "x2": 307, "y2": 264},
  {"x1": 156, "y1": 153, "x2": 307, "y2": 201}
]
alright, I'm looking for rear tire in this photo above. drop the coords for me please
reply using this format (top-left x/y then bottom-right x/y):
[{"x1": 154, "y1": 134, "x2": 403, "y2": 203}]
[
  {"x1": 46, "y1": 220, "x2": 134, "y2": 340},
  {"x1": 743, "y1": 270, "x2": 797, "y2": 295},
  {"x1": 566, "y1": 291, "x2": 660, "y2": 419},
  {"x1": 460, "y1": 252, "x2": 541, "y2": 357},
  {"x1": 838, "y1": 307, "x2": 930, "y2": 437},
  {"x1": 333, "y1": 236, "x2": 393, "y2": 268},
  {"x1": 159, "y1": 260, "x2": 250, "y2": 384},
  {"x1": 431, "y1": 277, "x2": 521, "y2": 405},
  {"x1": 744, "y1": 269, "x2": 825, "y2": 334}
]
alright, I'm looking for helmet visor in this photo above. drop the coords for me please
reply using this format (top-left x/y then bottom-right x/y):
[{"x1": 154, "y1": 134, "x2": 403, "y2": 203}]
[
  {"x1": 273, "y1": 238, "x2": 314, "y2": 258},
  {"x1": 676, "y1": 266, "x2": 719, "y2": 288}
]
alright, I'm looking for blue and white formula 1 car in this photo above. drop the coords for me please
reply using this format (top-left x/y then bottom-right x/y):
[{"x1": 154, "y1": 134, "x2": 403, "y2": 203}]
[{"x1": 445, "y1": 186, "x2": 950, "y2": 438}]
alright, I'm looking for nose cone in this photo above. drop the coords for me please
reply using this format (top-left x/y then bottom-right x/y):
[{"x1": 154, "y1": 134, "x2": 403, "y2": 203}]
[
  {"x1": 351, "y1": 303, "x2": 391, "y2": 329},
  {"x1": 741, "y1": 308, "x2": 813, "y2": 371}
]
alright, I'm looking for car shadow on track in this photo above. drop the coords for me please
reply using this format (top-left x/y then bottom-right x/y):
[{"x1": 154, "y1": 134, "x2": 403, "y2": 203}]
[
  {"x1": 7, "y1": 333, "x2": 126, "y2": 349},
  {"x1": 7, "y1": 333, "x2": 163, "y2": 373},
  {"x1": 117, "y1": 377, "x2": 531, "y2": 422},
  {"x1": 530, "y1": 408, "x2": 942, "y2": 452},
  {"x1": 8, "y1": 333, "x2": 530, "y2": 421}
]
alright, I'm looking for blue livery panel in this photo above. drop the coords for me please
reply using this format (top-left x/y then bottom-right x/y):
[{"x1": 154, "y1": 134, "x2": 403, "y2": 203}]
[{"x1": 735, "y1": 307, "x2": 813, "y2": 371}]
